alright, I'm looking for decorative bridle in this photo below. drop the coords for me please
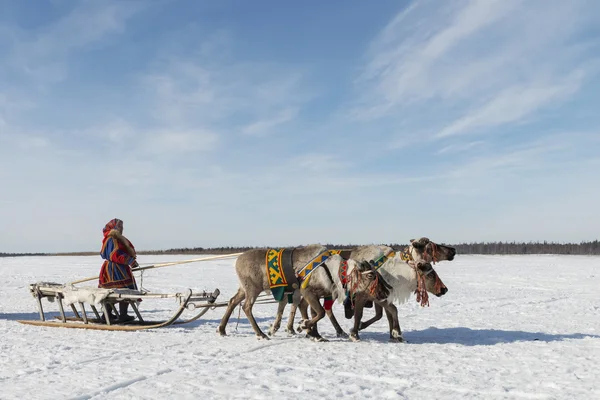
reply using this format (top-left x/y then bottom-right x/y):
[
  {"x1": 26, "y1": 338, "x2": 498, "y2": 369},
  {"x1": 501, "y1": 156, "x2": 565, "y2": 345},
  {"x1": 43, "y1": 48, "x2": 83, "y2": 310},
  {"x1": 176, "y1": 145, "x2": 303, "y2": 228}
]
[
  {"x1": 412, "y1": 265, "x2": 433, "y2": 307},
  {"x1": 410, "y1": 263, "x2": 445, "y2": 307},
  {"x1": 339, "y1": 260, "x2": 381, "y2": 306},
  {"x1": 405, "y1": 242, "x2": 444, "y2": 307}
]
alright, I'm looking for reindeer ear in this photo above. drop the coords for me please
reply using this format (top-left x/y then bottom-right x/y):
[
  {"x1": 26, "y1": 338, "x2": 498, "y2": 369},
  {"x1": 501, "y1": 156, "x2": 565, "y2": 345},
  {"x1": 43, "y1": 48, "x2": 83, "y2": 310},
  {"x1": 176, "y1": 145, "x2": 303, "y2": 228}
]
[
  {"x1": 359, "y1": 260, "x2": 372, "y2": 271},
  {"x1": 420, "y1": 237, "x2": 430, "y2": 244},
  {"x1": 410, "y1": 239, "x2": 415, "y2": 243},
  {"x1": 412, "y1": 240, "x2": 425, "y2": 249}
]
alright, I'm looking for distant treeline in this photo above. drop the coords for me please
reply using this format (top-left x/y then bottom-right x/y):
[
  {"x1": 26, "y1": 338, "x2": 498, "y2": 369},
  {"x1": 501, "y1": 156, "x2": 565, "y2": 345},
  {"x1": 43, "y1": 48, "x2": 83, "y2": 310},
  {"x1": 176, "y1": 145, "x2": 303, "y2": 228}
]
[
  {"x1": 0, "y1": 252, "x2": 46, "y2": 258},
  {"x1": 2, "y1": 241, "x2": 599, "y2": 257},
  {"x1": 448, "y1": 241, "x2": 600, "y2": 255}
]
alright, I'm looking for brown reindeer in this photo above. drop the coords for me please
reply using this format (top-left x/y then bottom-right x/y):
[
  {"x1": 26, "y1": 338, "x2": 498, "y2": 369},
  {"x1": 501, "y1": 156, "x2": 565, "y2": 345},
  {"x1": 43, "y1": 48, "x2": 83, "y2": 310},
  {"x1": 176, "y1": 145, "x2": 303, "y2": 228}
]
[
  {"x1": 277, "y1": 238, "x2": 456, "y2": 339},
  {"x1": 350, "y1": 258, "x2": 447, "y2": 342},
  {"x1": 356, "y1": 238, "x2": 455, "y2": 334},
  {"x1": 217, "y1": 244, "x2": 387, "y2": 340}
]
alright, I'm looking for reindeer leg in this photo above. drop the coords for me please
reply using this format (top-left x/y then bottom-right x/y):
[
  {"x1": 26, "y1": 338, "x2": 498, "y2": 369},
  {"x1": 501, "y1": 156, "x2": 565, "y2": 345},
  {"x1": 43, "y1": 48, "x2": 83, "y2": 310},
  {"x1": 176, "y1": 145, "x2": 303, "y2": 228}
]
[
  {"x1": 241, "y1": 286, "x2": 269, "y2": 340},
  {"x1": 358, "y1": 303, "x2": 383, "y2": 331},
  {"x1": 296, "y1": 296, "x2": 310, "y2": 333},
  {"x1": 300, "y1": 293, "x2": 327, "y2": 342},
  {"x1": 286, "y1": 297, "x2": 308, "y2": 335},
  {"x1": 305, "y1": 306, "x2": 322, "y2": 341},
  {"x1": 268, "y1": 299, "x2": 287, "y2": 336},
  {"x1": 381, "y1": 301, "x2": 403, "y2": 343},
  {"x1": 326, "y1": 307, "x2": 348, "y2": 338},
  {"x1": 217, "y1": 287, "x2": 246, "y2": 336},
  {"x1": 350, "y1": 296, "x2": 367, "y2": 342},
  {"x1": 285, "y1": 291, "x2": 301, "y2": 335}
]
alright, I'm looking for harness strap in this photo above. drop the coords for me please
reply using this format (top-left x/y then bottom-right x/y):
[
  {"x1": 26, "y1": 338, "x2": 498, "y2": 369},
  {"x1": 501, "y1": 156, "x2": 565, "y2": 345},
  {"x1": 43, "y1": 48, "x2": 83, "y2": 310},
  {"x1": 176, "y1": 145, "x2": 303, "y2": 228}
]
[
  {"x1": 338, "y1": 260, "x2": 349, "y2": 288},
  {"x1": 281, "y1": 248, "x2": 299, "y2": 292}
]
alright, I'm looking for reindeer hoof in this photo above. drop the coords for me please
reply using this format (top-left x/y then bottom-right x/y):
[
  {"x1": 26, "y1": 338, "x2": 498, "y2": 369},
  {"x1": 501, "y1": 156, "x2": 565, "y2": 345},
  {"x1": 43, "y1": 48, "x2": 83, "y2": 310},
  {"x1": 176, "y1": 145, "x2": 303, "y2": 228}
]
[
  {"x1": 336, "y1": 331, "x2": 349, "y2": 338},
  {"x1": 257, "y1": 334, "x2": 270, "y2": 340},
  {"x1": 285, "y1": 328, "x2": 297, "y2": 335},
  {"x1": 390, "y1": 330, "x2": 404, "y2": 342},
  {"x1": 349, "y1": 333, "x2": 360, "y2": 342},
  {"x1": 305, "y1": 333, "x2": 328, "y2": 342},
  {"x1": 217, "y1": 327, "x2": 227, "y2": 336}
]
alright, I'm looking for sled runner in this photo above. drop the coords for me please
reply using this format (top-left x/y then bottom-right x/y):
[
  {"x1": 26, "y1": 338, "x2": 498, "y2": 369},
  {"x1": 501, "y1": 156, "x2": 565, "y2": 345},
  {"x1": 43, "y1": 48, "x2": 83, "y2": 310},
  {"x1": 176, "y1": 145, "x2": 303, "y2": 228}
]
[{"x1": 17, "y1": 282, "x2": 221, "y2": 331}]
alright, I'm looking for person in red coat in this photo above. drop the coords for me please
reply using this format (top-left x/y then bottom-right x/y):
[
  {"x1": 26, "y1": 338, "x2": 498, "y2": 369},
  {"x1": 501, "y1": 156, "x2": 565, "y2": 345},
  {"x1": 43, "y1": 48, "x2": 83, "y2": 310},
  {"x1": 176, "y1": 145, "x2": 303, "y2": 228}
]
[{"x1": 99, "y1": 218, "x2": 140, "y2": 322}]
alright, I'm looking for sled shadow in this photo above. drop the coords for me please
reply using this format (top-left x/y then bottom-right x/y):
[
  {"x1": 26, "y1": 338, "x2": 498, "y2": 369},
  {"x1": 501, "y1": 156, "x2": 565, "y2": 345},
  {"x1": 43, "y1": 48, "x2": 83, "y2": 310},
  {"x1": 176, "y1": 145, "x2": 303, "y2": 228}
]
[
  {"x1": 360, "y1": 327, "x2": 600, "y2": 345},
  {"x1": 0, "y1": 311, "x2": 60, "y2": 321}
]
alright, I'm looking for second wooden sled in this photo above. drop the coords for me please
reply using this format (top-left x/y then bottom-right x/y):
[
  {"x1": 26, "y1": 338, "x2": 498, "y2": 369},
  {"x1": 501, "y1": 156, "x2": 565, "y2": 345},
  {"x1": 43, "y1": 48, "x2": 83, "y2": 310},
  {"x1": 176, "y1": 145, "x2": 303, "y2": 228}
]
[{"x1": 17, "y1": 282, "x2": 221, "y2": 331}]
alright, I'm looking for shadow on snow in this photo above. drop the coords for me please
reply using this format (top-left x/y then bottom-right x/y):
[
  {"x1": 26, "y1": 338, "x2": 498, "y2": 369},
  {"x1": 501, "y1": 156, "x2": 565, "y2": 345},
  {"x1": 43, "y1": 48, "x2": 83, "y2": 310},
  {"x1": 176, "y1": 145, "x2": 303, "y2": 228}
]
[{"x1": 359, "y1": 326, "x2": 600, "y2": 345}]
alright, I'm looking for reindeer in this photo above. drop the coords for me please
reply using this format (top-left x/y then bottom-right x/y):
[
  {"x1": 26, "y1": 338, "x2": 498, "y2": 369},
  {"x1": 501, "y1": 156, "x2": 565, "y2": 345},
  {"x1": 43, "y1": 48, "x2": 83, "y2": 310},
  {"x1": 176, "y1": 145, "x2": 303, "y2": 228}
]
[
  {"x1": 354, "y1": 238, "x2": 456, "y2": 334},
  {"x1": 346, "y1": 244, "x2": 449, "y2": 342},
  {"x1": 217, "y1": 244, "x2": 388, "y2": 341},
  {"x1": 271, "y1": 238, "x2": 456, "y2": 340}
]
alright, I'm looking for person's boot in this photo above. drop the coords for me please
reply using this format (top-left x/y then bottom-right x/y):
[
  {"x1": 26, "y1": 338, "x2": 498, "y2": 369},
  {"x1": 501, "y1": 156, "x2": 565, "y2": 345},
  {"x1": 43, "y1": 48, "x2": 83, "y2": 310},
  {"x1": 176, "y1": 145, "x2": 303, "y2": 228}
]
[{"x1": 118, "y1": 302, "x2": 135, "y2": 323}]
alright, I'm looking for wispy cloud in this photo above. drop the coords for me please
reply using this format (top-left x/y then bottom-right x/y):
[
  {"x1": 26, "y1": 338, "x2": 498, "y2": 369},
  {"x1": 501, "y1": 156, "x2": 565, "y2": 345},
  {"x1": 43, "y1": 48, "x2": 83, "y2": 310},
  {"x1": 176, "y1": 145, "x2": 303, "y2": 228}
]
[
  {"x1": 434, "y1": 131, "x2": 600, "y2": 194},
  {"x1": 142, "y1": 129, "x2": 219, "y2": 154},
  {"x1": 436, "y1": 140, "x2": 484, "y2": 155},
  {"x1": 241, "y1": 107, "x2": 298, "y2": 136},
  {"x1": 141, "y1": 57, "x2": 311, "y2": 139},
  {"x1": 5, "y1": 1, "x2": 144, "y2": 83},
  {"x1": 435, "y1": 71, "x2": 585, "y2": 138},
  {"x1": 353, "y1": 0, "x2": 600, "y2": 140}
]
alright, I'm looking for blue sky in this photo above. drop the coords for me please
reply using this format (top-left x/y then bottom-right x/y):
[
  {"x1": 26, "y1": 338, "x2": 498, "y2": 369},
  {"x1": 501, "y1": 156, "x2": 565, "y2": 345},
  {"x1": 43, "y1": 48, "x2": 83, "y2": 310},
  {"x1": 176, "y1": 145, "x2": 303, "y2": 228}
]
[{"x1": 1, "y1": 0, "x2": 599, "y2": 253}]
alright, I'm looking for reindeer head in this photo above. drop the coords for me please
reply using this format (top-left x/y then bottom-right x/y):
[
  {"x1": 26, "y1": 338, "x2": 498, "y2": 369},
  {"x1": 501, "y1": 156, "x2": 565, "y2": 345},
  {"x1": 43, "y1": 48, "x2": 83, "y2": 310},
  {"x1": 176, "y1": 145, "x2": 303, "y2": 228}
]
[
  {"x1": 415, "y1": 261, "x2": 447, "y2": 298},
  {"x1": 347, "y1": 260, "x2": 391, "y2": 301},
  {"x1": 409, "y1": 237, "x2": 456, "y2": 263}
]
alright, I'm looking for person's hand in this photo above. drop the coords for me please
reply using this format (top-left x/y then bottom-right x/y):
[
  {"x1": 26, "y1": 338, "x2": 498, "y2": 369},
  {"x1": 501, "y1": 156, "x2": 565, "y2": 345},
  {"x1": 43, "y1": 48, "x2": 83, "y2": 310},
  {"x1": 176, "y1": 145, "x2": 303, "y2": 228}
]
[{"x1": 130, "y1": 260, "x2": 140, "y2": 270}]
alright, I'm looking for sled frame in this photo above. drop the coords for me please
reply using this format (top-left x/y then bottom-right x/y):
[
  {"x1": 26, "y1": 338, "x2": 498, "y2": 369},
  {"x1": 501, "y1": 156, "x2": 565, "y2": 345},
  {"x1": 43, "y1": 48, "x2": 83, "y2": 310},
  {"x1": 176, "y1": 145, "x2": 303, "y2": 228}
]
[{"x1": 17, "y1": 283, "x2": 221, "y2": 331}]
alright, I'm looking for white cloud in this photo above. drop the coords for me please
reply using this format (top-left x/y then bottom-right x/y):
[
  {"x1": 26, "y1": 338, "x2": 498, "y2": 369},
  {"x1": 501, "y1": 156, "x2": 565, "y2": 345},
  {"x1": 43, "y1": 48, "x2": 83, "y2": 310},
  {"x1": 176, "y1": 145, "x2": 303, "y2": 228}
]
[
  {"x1": 436, "y1": 140, "x2": 484, "y2": 155},
  {"x1": 5, "y1": 1, "x2": 144, "y2": 83},
  {"x1": 435, "y1": 72, "x2": 585, "y2": 138},
  {"x1": 241, "y1": 107, "x2": 298, "y2": 136},
  {"x1": 353, "y1": 0, "x2": 600, "y2": 139},
  {"x1": 141, "y1": 49, "x2": 311, "y2": 139},
  {"x1": 142, "y1": 130, "x2": 219, "y2": 154}
]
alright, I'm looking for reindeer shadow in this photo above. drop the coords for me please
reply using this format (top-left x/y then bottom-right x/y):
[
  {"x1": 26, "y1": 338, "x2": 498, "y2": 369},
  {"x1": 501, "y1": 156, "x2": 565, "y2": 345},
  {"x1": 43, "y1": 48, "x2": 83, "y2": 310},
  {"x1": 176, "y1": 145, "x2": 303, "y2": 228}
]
[
  {"x1": 176, "y1": 316, "x2": 275, "y2": 329},
  {"x1": 391, "y1": 327, "x2": 600, "y2": 345}
]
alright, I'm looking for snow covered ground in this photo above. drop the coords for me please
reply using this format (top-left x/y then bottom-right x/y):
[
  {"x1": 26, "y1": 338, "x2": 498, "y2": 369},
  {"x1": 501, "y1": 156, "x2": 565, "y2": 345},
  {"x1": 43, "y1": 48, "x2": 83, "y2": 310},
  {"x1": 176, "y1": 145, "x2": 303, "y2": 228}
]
[{"x1": 1, "y1": 254, "x2": 599, "y2": 399}]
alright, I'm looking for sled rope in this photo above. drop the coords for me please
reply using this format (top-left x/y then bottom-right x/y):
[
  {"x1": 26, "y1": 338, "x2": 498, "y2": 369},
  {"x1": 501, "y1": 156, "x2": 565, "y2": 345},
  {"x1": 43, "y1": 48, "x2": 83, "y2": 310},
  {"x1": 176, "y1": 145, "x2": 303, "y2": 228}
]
[{"x1": 69, "y1": 253, "x2": 243, "y2": 285}]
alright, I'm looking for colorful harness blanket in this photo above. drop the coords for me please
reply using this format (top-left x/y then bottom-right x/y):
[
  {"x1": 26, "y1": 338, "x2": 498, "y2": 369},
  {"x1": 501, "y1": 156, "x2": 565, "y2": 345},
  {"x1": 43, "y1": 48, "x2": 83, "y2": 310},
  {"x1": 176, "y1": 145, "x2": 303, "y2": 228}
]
[
  {"x1": 266, "y1": 248, "x2": 299, "y2": 301},
  {"x1": 297, "y1": 249, "x2": 351, "y2": 289},
  {"x1": 266, "y1": 248, "x2": 353, "y2": 302}
]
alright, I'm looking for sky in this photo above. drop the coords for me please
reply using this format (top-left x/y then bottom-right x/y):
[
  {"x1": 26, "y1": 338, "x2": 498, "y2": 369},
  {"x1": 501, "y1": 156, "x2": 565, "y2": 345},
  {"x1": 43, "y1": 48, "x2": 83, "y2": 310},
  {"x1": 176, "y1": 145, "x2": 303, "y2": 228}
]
[{"x1": 1, "y1": 0, "x2": 600, "y2": 253}]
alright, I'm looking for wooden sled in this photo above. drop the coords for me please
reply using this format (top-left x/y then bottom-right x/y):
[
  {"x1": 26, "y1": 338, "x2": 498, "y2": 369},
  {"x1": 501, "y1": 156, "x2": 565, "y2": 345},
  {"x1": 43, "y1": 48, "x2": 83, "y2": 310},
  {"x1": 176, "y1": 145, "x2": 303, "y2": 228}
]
[{"x1": 17, "y1": 282, "x2": 221, "y2": 331}]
